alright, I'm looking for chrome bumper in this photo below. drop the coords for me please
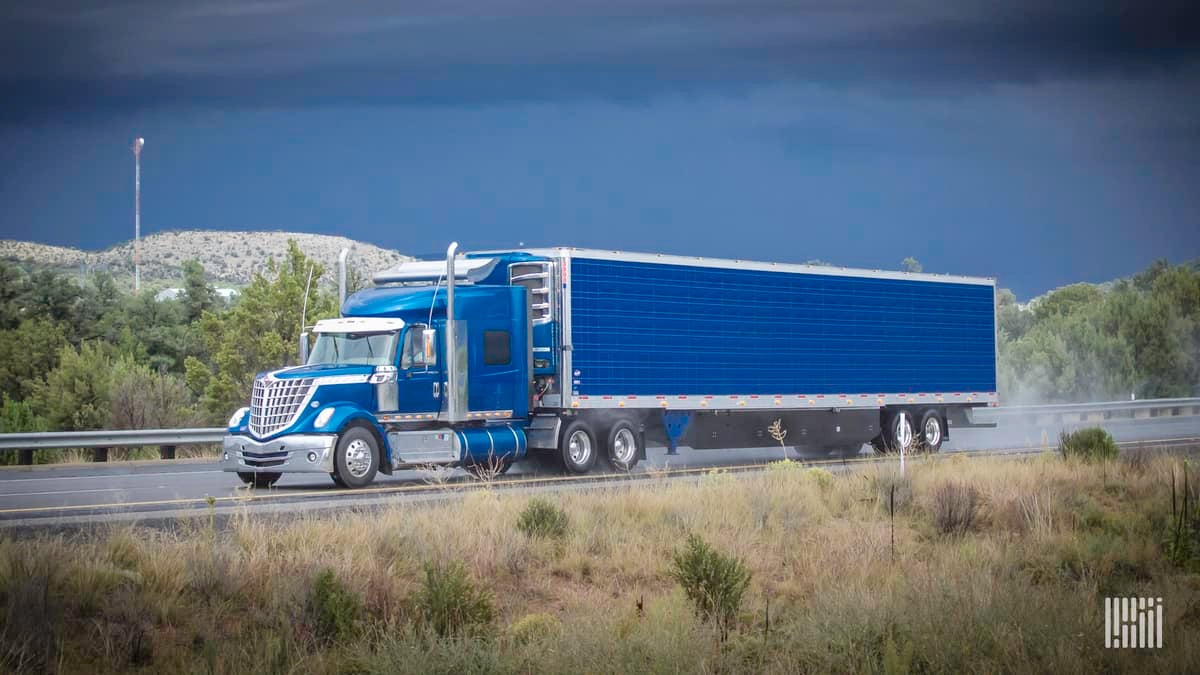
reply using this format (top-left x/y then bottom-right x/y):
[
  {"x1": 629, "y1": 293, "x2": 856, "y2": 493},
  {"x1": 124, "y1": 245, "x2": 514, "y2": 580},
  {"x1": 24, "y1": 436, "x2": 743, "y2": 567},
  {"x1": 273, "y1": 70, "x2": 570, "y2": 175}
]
[{"x1": 221, "y1": 434, "x2": 336, "y2": 473}]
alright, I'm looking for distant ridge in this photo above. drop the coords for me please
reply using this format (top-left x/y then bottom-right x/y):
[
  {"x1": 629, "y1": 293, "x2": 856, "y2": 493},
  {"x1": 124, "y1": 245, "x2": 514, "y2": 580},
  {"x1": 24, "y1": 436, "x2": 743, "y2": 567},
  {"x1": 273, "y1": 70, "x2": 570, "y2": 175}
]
[{"x1": 0, "y1": 230, "x2": 411, "y2": 286}]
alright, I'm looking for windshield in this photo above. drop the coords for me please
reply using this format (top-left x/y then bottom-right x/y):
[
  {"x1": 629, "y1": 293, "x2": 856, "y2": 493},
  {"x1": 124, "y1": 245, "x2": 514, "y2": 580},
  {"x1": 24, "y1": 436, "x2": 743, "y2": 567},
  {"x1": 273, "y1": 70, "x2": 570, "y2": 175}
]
[{"x1": 306, "y1": 332, "x2": 399, "y2": 367}]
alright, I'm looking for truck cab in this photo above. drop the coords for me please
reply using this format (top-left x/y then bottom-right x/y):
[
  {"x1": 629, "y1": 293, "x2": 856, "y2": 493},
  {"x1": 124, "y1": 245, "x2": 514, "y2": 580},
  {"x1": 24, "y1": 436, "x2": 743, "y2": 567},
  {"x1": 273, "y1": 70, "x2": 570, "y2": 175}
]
[{"x1": 222, "y1": 243, "x2": 531, "y2": 488}]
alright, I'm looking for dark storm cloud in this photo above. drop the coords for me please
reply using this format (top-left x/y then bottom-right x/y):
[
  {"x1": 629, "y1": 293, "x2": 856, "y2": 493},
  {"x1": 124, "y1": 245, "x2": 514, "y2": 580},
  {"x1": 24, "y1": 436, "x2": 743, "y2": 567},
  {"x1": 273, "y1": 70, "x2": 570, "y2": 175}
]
[{"x1": 2, "y1": 1, "x2": 1198, "y2": 120}]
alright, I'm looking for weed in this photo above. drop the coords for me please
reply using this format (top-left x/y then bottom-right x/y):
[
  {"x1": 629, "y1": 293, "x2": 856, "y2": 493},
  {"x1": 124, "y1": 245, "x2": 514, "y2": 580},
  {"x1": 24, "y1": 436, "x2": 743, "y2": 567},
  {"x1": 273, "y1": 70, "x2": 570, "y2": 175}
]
[
  {"x1": 516, "y1": 497, "x2": 571, "y2": 540},
  {"x1": 668, "y1": 534, "x2": 752, "y2": 641},
  {"x1": 307, "y1": 569, "x2": 363, "y2": 647},
  {"x1": 932, "y1": 482, "x2": 980, "y2": 536},
  {"x1": 413, "y1": 561, "x2": 495, "y2": 639},
  {"x1": 1059, "y1": 427, "x2": 1118, "y2": 462},
  {"x1": 806, "y1": 467, "x2": 835, "y2": 491}
]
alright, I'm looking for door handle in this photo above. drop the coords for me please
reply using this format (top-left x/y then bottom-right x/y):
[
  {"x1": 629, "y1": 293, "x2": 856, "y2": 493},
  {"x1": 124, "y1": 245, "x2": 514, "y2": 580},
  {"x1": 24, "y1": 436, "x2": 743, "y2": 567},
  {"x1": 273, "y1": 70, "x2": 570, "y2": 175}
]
[{"x1": 433, "y1": 382, "x2": 440, "y2": 398}]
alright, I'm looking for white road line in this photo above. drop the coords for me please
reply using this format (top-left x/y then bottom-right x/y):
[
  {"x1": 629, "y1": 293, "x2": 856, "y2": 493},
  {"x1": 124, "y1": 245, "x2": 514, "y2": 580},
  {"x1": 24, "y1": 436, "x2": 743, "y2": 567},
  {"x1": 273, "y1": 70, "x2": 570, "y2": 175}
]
[{"x1": 0, "y1": 487, "x2": 153, "y2": 498}]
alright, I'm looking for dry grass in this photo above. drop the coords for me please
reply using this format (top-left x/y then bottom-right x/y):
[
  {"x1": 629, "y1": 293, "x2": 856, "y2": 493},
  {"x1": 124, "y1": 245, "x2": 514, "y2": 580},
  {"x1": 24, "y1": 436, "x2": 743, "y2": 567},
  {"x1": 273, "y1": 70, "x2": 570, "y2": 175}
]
[{"x1": 1, "y1": 452, "x2": 1199, "y2": 673}]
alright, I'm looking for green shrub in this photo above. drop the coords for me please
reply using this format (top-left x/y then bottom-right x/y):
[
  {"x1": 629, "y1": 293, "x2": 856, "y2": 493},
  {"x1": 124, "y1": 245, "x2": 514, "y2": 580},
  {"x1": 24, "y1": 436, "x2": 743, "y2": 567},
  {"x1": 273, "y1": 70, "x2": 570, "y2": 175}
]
[
  {"x1": 767, "y1": 459, "x2": 800, "y2": 473},
  {"x1": 413, "y1": 562, "x2": 494, "y2": 639},
  {"x1": 508, "y1": 612, "x2": 562, "y2": 645},
  {"x1": 307, "y1": 569, "x2": 363, "y2": 646},
  {"x1": 1058, "y1": 427, "x2": 1118, "y2": 462},
  {"x1": 516, "y1": 497, "x2": 570, "y2": 540},
  {"x1": 668, "y1": 534, "x2": 751, "y2": 640},
  {"x1": 806, "y1": 467, "x2": 835, "y2": 491}
]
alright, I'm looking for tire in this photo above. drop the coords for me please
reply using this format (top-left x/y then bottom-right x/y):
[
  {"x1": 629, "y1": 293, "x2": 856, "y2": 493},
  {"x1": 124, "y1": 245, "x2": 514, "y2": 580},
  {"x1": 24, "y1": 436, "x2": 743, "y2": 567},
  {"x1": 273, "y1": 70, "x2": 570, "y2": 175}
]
[
  {"x1": 332, "y1": 425, "x2": 380, "y2": 488},
  {"x1": 918, "y1": 410, "x2": 945, "y2": 453},
  {"x1": 879, "y1": 410, "x2": 916, "y2": 455},
  {"x1": 559, "y1": 419, "x2": 598, "y2": 474},
  {"x1": 330, "y1": 473, "x2": 347, "y2": 488},
  {"x1": 237, "y1": 472, "x2": 281, "y2": 488},
  {"x1": 604, "y1": 420, "x2": 642, "y2": 472}
]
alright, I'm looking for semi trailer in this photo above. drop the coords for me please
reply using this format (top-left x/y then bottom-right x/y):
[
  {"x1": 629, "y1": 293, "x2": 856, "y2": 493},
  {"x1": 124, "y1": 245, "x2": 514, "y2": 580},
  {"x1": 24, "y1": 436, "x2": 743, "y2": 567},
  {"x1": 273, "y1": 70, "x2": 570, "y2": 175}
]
[{"x1": 222, "y1": 243, "x2": 999, "y2": 487}]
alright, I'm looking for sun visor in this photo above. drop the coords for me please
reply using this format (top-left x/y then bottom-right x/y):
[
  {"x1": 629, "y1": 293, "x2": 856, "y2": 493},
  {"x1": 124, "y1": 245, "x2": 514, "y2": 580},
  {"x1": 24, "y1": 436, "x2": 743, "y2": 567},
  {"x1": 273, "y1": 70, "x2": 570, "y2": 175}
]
[{"x1": 372, "y1": 257, "x2": 498, "y2": 284}]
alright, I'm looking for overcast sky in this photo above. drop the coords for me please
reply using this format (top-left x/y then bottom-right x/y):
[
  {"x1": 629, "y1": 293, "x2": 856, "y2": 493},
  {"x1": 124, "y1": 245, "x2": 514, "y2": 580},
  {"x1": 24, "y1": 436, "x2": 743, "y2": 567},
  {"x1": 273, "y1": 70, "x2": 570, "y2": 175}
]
[{"x1": 1, "y1": 1, "x2": 1197, "y2": 298}]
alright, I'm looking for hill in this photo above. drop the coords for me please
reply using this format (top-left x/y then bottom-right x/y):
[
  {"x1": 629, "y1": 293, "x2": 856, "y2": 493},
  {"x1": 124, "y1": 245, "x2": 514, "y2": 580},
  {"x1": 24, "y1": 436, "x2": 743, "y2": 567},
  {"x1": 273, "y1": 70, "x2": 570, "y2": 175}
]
[{"x1": 0, "y1": 230, "x2": 410, "y2": 287}]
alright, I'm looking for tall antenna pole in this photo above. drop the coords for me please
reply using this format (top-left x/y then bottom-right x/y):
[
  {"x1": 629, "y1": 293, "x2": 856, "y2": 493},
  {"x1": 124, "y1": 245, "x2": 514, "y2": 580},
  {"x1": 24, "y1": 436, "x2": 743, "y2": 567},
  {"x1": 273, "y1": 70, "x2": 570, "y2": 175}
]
[{"x1": 132, "y1": 137, "x2": 145, "y2": 293}]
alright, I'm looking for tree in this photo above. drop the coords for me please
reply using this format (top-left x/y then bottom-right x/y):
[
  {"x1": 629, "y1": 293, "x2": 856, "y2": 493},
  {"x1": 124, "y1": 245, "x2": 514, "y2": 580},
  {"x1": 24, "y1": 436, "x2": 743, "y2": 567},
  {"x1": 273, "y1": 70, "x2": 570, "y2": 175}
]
[
  {"x1": 30, "y1": 341, "x2": 114, "y2": 431},
  {"x1": 1031, "y1": 283, "x2": 1103, "y2": 322},
  {"x1": 187, "y1": 240, "x2": 337, "y2": 419},
  {"x1": 181, "y1": 259, "x2": 216, "y2": 323},
  {"x1": 109, "y1": 356, "x2": 201, "y2": 429},
  {"x1": 902, "y1": 257, "x2": 923, "y2": 273},
  {"x1": 0, "y1": 319, "x2": 69, "y2": 401},
  {"x1": 0, "y1": 262, "x2": 24, "y2": 329}
]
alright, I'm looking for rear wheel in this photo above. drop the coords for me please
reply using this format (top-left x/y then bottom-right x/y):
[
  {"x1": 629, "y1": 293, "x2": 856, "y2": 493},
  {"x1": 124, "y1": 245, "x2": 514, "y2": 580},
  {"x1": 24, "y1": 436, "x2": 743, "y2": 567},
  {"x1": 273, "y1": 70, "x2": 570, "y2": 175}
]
[
  {"x1": 237, "y1": 472, "x2": 281, "y2": 488},
  {"x1": 874, "y1": 410, "x2": 916, "y2": 455},
  {"x1": 918, "y1": 410, "x2": 945, "y2": 453},
  {"x1": 604, "y1": 420, "x2": 642, "y2": 472},
  {"x1": 559, "y1": 419, "x2": 598, "y2": 474},
  {"x1": 333, "y1": 426, "x2": 380, "y2": 488}
]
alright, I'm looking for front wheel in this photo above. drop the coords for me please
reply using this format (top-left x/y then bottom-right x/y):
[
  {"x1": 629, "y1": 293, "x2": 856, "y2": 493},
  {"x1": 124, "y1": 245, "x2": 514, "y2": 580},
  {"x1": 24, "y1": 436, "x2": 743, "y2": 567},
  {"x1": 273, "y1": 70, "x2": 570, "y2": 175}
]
[
  {"x1": 237, "y1": 472, "x2": 281, "y2": 488},
  {"x1": 333, "y1": 426, "x2": 380, "y2": 488}
]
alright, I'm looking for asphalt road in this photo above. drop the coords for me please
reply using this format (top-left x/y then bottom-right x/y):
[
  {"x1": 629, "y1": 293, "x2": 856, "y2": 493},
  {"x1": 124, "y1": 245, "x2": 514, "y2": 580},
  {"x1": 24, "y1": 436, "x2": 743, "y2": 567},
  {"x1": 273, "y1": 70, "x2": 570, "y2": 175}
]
[{"x1": 1, "y1": 413, "x2": 1197, "y2": 529}]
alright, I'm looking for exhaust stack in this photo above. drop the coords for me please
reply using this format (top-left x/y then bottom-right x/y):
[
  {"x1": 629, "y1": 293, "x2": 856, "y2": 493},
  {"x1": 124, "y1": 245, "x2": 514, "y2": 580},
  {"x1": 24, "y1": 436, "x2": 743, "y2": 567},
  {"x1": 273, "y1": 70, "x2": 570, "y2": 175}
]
[
  {"x1": 445, "y1": 242, "x2": 461, "y2": 423},
  {"x1": 337, "y1": 248, "x2": 350, "y2": 312}
]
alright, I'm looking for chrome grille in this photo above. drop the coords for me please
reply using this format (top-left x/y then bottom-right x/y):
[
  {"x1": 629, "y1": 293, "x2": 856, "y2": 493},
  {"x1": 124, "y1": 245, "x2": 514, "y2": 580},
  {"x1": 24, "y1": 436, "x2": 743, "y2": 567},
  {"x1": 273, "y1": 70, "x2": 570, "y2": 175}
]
[{"x1": 249, "y1": 377, "x2": 315, "y2": 437}]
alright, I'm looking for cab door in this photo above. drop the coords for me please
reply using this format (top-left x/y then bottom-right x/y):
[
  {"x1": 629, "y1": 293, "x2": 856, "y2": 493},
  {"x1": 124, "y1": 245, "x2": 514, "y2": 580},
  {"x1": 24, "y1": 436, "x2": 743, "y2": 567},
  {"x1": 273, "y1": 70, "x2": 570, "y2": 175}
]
[{"x1": 397, "y1": 324, "x2": 442, "y2": 416}]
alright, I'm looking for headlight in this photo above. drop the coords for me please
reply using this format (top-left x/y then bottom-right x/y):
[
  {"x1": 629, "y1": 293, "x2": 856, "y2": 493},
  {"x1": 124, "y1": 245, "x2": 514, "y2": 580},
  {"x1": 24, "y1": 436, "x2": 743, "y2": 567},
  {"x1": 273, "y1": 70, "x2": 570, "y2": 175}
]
[
  {"x1": 228, "y1": 407, "x2": 249, "y2": 428},
  {"x1": 314, "y1": 407, "x2": 335, "y2": 428}
]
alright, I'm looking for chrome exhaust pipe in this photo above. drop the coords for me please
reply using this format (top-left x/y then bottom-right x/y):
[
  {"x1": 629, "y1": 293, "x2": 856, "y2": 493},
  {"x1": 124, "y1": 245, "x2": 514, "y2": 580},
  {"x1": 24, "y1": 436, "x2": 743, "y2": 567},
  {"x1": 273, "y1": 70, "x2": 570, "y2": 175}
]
[{"x1": 445, "y1": 242, "x2": 461, "y2": 423}]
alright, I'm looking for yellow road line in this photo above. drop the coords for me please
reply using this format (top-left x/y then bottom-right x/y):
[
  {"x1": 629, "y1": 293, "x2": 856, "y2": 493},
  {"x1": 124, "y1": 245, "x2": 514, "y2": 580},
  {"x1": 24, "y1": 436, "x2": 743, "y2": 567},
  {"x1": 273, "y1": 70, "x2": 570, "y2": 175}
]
[{"x1": 0, "y1": 436, "x2": 1196, "y2": 517}]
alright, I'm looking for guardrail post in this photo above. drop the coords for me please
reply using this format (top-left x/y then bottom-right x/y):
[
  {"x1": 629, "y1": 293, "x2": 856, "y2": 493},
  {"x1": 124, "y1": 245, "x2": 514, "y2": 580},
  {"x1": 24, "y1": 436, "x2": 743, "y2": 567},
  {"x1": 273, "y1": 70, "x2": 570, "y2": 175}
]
[
  {"x1": 93, "y1": 447, "x2": 109, "y2": 463},
  {"x1": 18, "y1": 449, "x2": 33, "y2": 466},
  {"x1": 160, "y1": 445, "x2": 176, "y2": 460}
]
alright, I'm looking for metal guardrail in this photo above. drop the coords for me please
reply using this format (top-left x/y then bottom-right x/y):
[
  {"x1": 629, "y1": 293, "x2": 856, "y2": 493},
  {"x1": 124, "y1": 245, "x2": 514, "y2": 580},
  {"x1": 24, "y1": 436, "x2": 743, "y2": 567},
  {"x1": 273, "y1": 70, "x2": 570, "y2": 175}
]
[
  {"x1": 0, "y1": 428, "x2": 224, "y2": 465},
  {"x1": 0, "y1": 398, "x2": 1197, "y2": 466}
]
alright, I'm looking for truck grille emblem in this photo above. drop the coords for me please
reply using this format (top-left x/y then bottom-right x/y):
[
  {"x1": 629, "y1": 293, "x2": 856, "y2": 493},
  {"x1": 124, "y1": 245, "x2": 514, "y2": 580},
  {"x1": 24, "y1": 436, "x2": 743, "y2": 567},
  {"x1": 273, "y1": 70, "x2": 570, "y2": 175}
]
[{"x1": 249, "y1": 377, "x2": 315, "y2": 437}]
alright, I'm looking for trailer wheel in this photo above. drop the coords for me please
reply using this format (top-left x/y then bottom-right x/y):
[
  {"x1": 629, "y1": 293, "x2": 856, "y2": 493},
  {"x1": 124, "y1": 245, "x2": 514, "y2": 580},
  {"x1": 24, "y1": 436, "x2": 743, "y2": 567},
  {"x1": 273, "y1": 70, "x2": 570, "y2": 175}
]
[
  {"x1": 879, "y1": 410, "x2": 916, "y2": 455},
  {"x1": 559, "y1": 419, "x2": 598, "y2": 474},
  {"x1": 604, "y1": 420, "x2": 642, "y2": 472},
  {"x1": 237, "y1": 472, "x2": 281, "y2": 488},
  {"x1": 333, "y1": 425, "x2": 379, "y2": 488},
  {"x1": 918, "y1": 410, "x2": 945, "y2": 453}
]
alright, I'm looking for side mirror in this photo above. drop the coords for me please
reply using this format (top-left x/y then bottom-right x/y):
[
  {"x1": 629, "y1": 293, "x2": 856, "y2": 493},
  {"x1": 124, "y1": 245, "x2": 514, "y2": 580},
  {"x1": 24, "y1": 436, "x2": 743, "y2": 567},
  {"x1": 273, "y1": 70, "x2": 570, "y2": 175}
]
[
  {"x1": 299, "y1": 332, "x2": 310, "y2": 364},
  {"x1": 423, "y1": 329, "x2": 437, "y2": 367}
]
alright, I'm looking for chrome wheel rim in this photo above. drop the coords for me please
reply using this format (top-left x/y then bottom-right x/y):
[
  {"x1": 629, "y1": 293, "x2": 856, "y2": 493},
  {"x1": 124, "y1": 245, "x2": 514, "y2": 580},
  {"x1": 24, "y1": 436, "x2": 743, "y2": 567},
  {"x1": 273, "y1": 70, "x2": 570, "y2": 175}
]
[
  {"x1": 568, "y1": 430, "x2": 592, "y2": 466},
  {"x1": 612, "y1": 428, "x2": 636, "y2": 465},
  {"x1": 346, "y1": 438, "x2": 373, "y2": 478},
  {"x1": 924, "y1": 417, "x2": 942, "y2": 448},
  {"x1": 894, "y1": 412, "x2": 913, "y2": 452}
]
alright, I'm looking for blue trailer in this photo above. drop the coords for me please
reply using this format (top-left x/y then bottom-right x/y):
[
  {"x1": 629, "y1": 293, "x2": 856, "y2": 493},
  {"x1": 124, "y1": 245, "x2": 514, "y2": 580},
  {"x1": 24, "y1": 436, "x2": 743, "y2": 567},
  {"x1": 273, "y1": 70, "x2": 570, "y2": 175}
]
[{"x1": 222, "y1": 243, "x2": 998, "y2": 487}]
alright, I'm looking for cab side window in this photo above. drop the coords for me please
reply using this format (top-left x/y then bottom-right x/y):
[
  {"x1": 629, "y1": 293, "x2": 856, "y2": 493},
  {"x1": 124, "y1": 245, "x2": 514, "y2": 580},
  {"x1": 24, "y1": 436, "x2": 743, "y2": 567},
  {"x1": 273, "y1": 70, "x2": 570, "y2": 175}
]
[{"x1": 401, "y1": 325, "x2": 428, "y2": 369}]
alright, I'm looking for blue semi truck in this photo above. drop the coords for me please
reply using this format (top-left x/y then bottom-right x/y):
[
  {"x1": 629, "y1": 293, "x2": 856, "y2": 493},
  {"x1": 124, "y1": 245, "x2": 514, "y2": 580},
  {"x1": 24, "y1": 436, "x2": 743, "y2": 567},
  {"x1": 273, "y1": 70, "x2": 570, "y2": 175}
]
[{"x1": 222, "y1": 243, "x2": 998, "y2": 488}]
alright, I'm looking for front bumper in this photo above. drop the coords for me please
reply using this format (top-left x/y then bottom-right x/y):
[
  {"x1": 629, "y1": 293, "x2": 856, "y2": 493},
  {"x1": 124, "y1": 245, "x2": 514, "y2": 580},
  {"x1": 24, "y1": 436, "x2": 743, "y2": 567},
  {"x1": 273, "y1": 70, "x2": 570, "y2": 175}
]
[{"x1": 221, "y1": 434, "x2": 336, "y2": 473}]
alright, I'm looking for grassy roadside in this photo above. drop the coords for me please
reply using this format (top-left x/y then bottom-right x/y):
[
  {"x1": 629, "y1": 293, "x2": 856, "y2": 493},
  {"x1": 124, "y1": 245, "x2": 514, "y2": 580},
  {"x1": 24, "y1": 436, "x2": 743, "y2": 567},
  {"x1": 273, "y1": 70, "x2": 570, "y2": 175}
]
[{"x1": 2, "y1": 449, "x2": 1199, "y2": 673}]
